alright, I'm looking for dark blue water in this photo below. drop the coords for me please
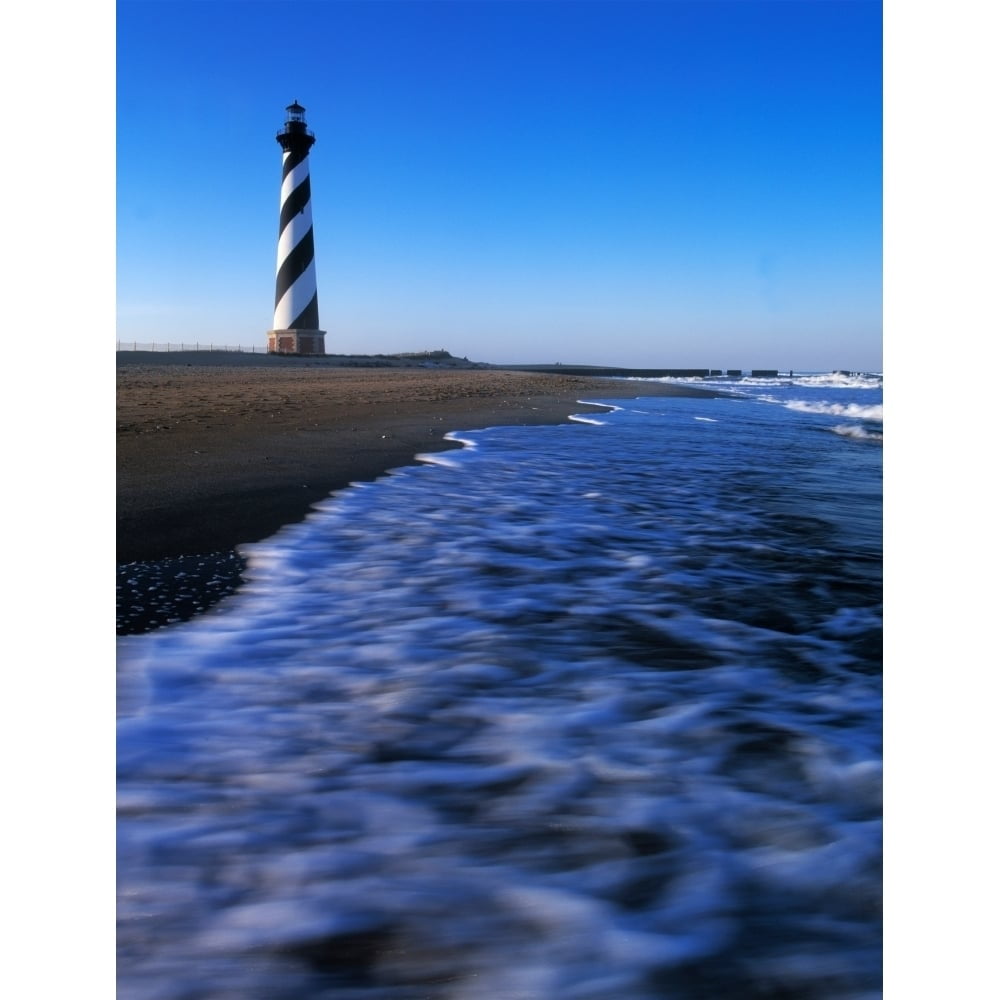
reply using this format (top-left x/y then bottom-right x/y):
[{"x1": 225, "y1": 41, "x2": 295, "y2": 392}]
[{"x1": 118, "y1": 373, "x2": 882, "y2": 999}]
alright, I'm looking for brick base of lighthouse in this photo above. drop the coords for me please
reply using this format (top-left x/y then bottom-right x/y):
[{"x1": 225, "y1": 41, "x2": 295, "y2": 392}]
[{"x1": 266, "y1": 329, "x2": 327, "y2": 356}]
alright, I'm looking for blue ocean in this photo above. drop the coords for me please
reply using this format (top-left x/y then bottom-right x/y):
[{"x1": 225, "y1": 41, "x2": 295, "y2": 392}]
[{"x1": 118, "y1": 372, "x2": 883, "y2": 999}]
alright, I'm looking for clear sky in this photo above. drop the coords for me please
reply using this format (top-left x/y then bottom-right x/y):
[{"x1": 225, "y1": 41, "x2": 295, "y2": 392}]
[{"x1": 117, "y1": 0, "x2": 882, "y2": 370}]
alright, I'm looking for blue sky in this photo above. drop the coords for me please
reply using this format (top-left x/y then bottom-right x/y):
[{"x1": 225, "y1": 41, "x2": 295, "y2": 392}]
[{"x1": 117, "y1": 0, "x2": 882, "y2": 370}]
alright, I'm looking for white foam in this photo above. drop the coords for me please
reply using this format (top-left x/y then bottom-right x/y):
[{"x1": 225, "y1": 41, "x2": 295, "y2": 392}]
[
  {"x1": 415, "y1": 450, "x2": 466, "y2": 468},
  {"x1": 118, "y1": 385, "x2": 882, "y2": 999},
  {"x1": 786, "y1": 399, "x2": 884, "y2": 421},
  {"x1": 832, "y1": 423, "x2": 883, "y2": 441}
]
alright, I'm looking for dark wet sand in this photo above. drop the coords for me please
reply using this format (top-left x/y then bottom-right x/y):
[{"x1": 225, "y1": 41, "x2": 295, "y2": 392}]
[{"x1": 117, "y1": 353, "x2": 716, "y2": 563}]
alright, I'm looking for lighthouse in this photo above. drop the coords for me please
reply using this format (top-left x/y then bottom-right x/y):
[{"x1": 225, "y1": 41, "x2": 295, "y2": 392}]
[{"x1": 267, "y1": 101, "x2": 326, "y2": 355}]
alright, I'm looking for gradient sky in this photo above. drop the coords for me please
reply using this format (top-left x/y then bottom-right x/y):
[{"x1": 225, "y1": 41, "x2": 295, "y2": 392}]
[{"x1": 117, "y1": 0, "x2": 882, "y2": 370}]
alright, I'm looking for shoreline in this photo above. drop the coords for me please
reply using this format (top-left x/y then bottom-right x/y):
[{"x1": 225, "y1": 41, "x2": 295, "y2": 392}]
[
  {"x1": 117, "y1": 357, "x2": 721, "y2": 634},
  {"x1": 118, "y1": 357, "x2": 719, "y2": 564}
]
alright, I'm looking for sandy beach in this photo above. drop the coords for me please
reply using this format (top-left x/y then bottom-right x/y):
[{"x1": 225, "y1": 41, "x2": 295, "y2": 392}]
[{"x1": 117, "y1": 352, "x2": 714, "y2": 564}]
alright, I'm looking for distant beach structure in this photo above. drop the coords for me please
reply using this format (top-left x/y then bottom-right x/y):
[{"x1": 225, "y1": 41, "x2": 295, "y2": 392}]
[{"x1": 267, "y1": 101, "x2": 326, "y2": 356}]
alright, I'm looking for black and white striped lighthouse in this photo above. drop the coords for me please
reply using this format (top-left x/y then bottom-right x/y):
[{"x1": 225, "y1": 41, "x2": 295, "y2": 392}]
[{"x1": 267, "y1": 101, "x2": 326, "y2": 355}]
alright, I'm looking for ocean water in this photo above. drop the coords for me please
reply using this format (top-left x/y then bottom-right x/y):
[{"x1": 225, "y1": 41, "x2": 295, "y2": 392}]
[{"x1": 118, "y1": 372, "x2": 883, "y2": 999}]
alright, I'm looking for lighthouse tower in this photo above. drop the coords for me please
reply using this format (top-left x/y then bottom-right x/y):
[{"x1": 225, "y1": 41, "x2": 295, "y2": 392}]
[{"x1": 267, "y1": 101, "x2": 326, "y2": 355}]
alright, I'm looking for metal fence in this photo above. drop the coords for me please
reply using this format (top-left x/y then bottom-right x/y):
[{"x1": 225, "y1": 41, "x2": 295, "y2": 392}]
[{"x1": 116, "y1": 342, "x2": 265, "y2": 353}]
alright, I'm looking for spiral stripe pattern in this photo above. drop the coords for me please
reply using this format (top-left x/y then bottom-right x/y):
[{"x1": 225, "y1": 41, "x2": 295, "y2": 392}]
[{"x1": 273, "y1": 147, "x2": 319, "y2": 330}]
